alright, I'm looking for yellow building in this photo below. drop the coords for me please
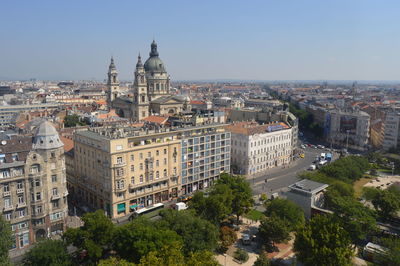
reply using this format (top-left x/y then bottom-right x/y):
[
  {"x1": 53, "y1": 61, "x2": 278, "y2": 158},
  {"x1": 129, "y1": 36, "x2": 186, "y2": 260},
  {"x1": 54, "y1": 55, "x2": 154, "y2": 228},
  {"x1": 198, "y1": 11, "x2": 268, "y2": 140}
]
[{"x1": 69, "y1": 123, "x2": 231, "y2": 219}]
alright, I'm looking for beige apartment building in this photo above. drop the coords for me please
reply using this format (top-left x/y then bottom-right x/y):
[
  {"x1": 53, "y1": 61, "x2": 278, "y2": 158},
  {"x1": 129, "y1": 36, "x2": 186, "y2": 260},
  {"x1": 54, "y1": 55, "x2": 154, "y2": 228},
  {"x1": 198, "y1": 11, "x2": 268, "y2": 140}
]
[
  {"x1": 70, "y1": 126, "x2": 181, "y2": 219},
  {"x1": 0, "y1": 121, "x2": 68, "y2": 250},
  {"x1": 69, "y1": 123, "x2": 231, "y2": 219}
]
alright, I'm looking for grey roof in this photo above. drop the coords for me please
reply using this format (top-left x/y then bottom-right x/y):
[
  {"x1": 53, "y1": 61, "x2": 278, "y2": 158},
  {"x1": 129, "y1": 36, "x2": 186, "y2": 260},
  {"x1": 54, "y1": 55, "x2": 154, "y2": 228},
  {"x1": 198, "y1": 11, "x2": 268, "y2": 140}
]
[
  {"x1": 288, "y1": 179, "x2": 328, "y2": 194},
  {"x1": 33, "y1": 121, "x2": 63, "y2": 150},
  {"x1": 151, "y1": 95, "x2": 185, "y2": 104},
  {"x1": 144, "y1": 41, "x2": 166, "y2": 73}
]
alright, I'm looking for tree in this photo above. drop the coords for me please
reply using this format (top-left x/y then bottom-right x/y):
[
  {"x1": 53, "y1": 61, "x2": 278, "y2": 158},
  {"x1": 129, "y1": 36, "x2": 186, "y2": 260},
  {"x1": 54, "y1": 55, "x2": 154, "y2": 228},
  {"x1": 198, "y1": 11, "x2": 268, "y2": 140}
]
[
  {"x1": 112, "y1": 217, "x2": 182, "y2": 263},
  {"x1": 0, "y1": 216, "x2": 12, "y2": 265},
  {"x1": 253, "y1": 252, "x2": 270, "y2": 266},
  {"x1": 325, "y1": 193, "x2": 377, "y2": 242},
  {"x1": 378, "y1": 237, "x2": 400, "y2": 266},
  {"x1": 63, "y1": 210, "x2": 115, "y2": 264},
  {"x1": 219, "y1": 226, "x2": 237, "y2": 249},
  {"x1": 372, "y1": 189, "x2": 400, "y2": 219},
  {"x1": 156, "y1": 209, "x2": 219, "y2": 254},
  {"x1": 217, "y1": 173, "x2": 254, "y2": 224},
  {"x1": 137, "y1": 241, "x2": 185, "y2": 266},
  {"x1": 264, "y1": 198, "x2": 305, "y2": 230},
  {"x1": 98, "y1": 257, "x2": 135, "y2": 266},
  {"x1": 186, "y1": 251, "x2": 220, "y2": 266},
  {"x1": 64, "y1": 114, "x2": 85, "y2": 127},
  {"x1": 189, "y1": 188, "x2": 232, "y2": 224},
  {"x1": 24, "y1": 239, "x2": 72, "y2": 266},
  {"x1": 258, "y1": 215, "x2": 291, "y2": 247},
  {"x1": 294, "y1": 214, "x2": 354, "y2": 266},
  {"x1": 234, "y1": 248, "x2": 249, "y2": 263}
]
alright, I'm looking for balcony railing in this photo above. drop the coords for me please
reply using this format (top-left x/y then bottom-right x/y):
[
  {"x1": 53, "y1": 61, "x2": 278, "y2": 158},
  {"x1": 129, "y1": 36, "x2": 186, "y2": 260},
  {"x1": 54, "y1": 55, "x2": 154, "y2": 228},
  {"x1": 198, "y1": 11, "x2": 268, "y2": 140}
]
[
  {"x1": 3, "y1": 191, "x2": 11, "y2": 197},
  {"x1": 3, "y1": 205, "x2": 13, "y2": 212},
  {"x1": 16, "y1": 202, "x2": 26, "y2": 208},
  {"x1": 16, "y1": 188, "x2": 24, "y2": 194},
  {"x1": 51, "y1": 194, "x2": 61, "y2": 200}
]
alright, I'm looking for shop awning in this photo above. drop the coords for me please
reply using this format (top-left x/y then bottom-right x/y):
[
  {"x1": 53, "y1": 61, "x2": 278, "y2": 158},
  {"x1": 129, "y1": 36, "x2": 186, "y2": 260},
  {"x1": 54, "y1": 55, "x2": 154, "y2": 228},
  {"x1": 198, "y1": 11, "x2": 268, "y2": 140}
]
[{"x1": 117, "y1": 203, "x2": 126, "y2": 212}]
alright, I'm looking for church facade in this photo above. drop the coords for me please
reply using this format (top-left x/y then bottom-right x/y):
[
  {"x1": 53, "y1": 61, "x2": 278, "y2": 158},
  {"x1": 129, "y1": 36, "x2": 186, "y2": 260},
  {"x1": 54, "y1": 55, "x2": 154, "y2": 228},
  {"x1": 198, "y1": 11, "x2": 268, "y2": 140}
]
[{"x1": 108, "y1": 41, "x2": 189, "y2": 121}]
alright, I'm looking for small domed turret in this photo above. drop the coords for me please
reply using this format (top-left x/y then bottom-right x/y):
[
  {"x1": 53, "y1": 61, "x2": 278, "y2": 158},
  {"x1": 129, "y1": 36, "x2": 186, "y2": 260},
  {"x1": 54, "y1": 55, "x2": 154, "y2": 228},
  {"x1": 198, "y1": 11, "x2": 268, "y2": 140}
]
[{"x1": 33, "y1": 121, "x2": 63, "y2": 150}]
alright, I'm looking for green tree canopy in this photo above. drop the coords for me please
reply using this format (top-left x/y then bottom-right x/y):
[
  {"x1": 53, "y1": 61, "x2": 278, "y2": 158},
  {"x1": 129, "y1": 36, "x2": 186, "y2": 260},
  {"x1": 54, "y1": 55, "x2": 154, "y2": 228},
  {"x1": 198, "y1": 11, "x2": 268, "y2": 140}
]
[
  {"x1": 64, "y1": 114, "x2": 85, "y2": 127},
  {"x1": 253, "y1": 252, "x2": 270, "y2": 266},
  {"x1": 98, "y1": 257, "x2": 135, "y2": 266},
  {"x1": 63, "y1": 210, "x2": 115, "y2": 263},
  {"x1": 217, "y1": 173, "x2": 254, "y2": 224},
  {"x1": 258, "y1": 215, "x2": 291, "y2": 247},
  {"x1": 264, "y1": 198, "x2": 305, "y2": 230},
  {"x1": 294, "y1": 214, "x2": 354, "y2": 266},
  {"x1": 378, "y1": 237, "x2": 400, "y2": 266},
  {"x1": 23, "y1": 239, "x2": 72, "y2": 266},
  {"x1": 112, "y1": 217, "x2": 182, "y2": 263},
  {"x1": 325, "y1": 192, "x2": 377, "y2": 242},
  {"x1": 0, "y1": 216, "x2": 12, "y2": 265},
  {"x1": 156, "y1": 209, "x2": 219, "y2": 254}
]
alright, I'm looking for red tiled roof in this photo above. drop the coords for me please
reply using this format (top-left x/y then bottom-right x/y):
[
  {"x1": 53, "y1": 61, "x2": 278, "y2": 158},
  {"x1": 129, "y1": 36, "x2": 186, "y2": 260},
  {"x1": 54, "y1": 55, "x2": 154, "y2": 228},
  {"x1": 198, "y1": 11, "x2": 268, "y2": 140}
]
[
  {"x1": 60, "y1": 136, "x2": 74, "y2": 153},
  {"x1": 190, "y1": 100, "x2": 206, "y2": 105},
  {"x1": 142, "y1": 115, "x2": 168, "y2": 124}
]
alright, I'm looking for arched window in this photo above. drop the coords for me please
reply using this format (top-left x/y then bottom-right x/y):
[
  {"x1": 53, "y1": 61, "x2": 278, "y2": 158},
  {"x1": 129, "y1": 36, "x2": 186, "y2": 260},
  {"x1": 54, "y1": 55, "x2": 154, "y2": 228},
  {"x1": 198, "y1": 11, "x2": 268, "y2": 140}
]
[
  {"x1": 156, "y1": 171, "x2": 159, "y2": 179},
  {"x1": 139, "y1": 175, "x2": 144, "y2": 183},
  {"x1": 163, "y1": 169, "x2": 167, "y2": 178}
]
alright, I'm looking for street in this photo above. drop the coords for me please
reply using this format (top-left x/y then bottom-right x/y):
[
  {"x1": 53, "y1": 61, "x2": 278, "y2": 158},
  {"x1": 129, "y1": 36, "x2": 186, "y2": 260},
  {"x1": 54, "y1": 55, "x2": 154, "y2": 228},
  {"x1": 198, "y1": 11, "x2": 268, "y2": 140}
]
[{"x1": 250, "y1": 147, "x2": 325, "y2": 196}]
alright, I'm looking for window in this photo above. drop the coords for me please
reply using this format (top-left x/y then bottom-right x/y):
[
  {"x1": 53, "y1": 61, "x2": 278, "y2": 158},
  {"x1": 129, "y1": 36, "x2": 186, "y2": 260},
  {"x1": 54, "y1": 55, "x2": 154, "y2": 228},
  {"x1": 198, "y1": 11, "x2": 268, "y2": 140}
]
[
  {"x1": 156, "y1": 171, "x2": 159, "y2": 179},
  {"x1": 173, "y1": 167, "x2": 177, "y2": 175},
  {"x1": 1, "y1": 170, "x2": 10, "y2": 178},
  {"x1": 116, "y1": 168, "x2": 124, "y2": 177},
  {"x1": 18, "y1": 195, "x2": 24, "y2": 204},
  {"x1": 139, "y1": 153, "x2": 143, "y2": 159},
  {"x1": 116, "y1": 180, "x2": 125, "y2": 190},
  {"x1": 117, "y1": 157, "x2": 123, "y2": 164},
  {"x1": 4, "y1": 213, "x2": 11, "y2": 220},
  {"x1": 164, "y1": 149, "x2": 167, "y2": 155},
  {"x1": 36, "y1": 192, "x2": 42, "y2": 201},
  {"x1": 131, "y1": 176, "x2": 135, "y2": 184},
  {"x1": 19, "y1": 232, "x2": 29, "y2": 248},
  {"x1": 140, "y1": 163, "x2": 143, "y2": 170},
  {"x1": 130, "y1": 154, "x2": 134, "y2": 161},
  {"x1": 52, "y1": 200, "x2": 59, "y2": 209},
  {"x1": 4, "y1": 197, "x2": 11, "y2": 208},
  {"x1": 164, "y1": 158, "x2": 167, "y2": 165},
  {"x1": 50, "y1": 152, "x2": 55, "y2": 158},
  {"x1": 51, "y1": 175, "x2": 57, "y2": 182},
  {"x1": 31, "y1": 164, "x2": 40, "y2": 173},
  {"x1": 139, "y1": 175, "x2": 144, "y2": 183},
  {"x1": 116, "y1": 145, "x2": 123, "y2": 151},
  {"x1": 12, "y1": 154, "x2": 18, "y2": 161},
  {"x1": 36, "y1": 205, "x2": 42, "y2": 214},
  {"x1": 130, "y1": 165, "x2": 135, "y2": 171},
  {"x1": 147, "y1": 152, "x2": 151, "y2": 158},
  {"x1": 156, "y1": 160, "x2": 159, "y2": 167},
  {"x1": 50, "y1": 212, "x2": 63, "y2": 221},
  {"x1": 52, "y1": 188, "x2": 58, "y2": 196},
  {"x1": 18, "y1": 209, "x2": 25, "y2": 217},
  {"x1": 173, "y1": 157, "x2": 177, "y2": 163},
  {"x1": 3, "y1": 183, "x2": 9, "y2": 192},
  {"x1": 35, "y1": 179, "x2": 41, "y2": 187},
  {"x1": 156, "y1": 150, "x2": 159, "y2": 156},
  {"x1": 163, "y1": 169, "x2": 167, "y2": 178}
]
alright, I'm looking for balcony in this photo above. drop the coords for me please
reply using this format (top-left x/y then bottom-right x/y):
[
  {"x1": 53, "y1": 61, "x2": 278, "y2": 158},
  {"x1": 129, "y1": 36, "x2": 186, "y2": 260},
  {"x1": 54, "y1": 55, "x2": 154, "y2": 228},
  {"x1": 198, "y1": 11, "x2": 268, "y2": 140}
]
[
  {"x1": 3, "y1": 191, "x2": 10, "y2": 197},
  {"x1": 51, "y1": 194, "x2": 61, "y2": 200},
  {"x1": 63, "y1": 191, "x2": 69, "y2": 197},
  {"x1": 3, "y1": 205, "x2": 13, "y2": 212},
  {"x1": 129, "y1": 183, "x2": 136, "y2": 189},
  {"x1": 113, "y1": 162, "x2": 126, "y2": 168},
  {"x1": 115, "y1": 186, "x2": 127, "y2": 192},
  {"x1": 16, "y1": 202, "x2": 26, "y2": 208},
  {"x1": 16, "y1": 188, "x2": 24, "y2": 194}
]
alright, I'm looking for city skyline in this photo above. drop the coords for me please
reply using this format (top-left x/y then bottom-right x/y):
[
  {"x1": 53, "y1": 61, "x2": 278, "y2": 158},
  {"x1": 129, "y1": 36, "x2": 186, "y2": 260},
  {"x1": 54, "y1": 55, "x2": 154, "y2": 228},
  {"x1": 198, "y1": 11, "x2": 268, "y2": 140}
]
[{"x1": 1, "y1": 0, "x2": 399, "y2": 81}]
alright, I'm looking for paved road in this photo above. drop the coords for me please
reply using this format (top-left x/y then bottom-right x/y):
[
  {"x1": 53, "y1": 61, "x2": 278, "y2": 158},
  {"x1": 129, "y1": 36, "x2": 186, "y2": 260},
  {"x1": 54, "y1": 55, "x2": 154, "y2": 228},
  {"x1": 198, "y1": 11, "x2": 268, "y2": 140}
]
[{"x1": 250, "y1": 147, "x2": 324, "y2": 197}]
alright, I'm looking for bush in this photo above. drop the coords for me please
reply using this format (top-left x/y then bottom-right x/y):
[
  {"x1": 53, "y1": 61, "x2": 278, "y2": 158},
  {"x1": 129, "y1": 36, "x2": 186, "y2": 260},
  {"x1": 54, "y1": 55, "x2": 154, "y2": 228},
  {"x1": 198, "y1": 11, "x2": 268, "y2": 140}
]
[
  {"x1": 234, "y1": 248, "x2": 249, "y2": 263},
  {"x1": 220, "y1": 226, "x2": 237, "y2": 249}
]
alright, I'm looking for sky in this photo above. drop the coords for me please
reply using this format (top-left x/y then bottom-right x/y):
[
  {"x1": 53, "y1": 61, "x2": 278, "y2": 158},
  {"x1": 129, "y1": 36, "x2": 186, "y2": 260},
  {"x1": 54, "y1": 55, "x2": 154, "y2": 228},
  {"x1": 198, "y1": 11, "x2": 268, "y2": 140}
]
[{"x1": 0, "y1": 0, "x2": 399, "y2": 81}]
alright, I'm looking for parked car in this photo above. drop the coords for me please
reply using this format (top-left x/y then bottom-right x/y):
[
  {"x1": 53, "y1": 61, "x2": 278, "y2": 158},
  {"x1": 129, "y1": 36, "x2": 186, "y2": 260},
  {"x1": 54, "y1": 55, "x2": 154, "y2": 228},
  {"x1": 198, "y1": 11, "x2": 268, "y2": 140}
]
[
  {"x1": 308, "y1": 164, "x2": 316, "y2": 171},
  {"x1": 242, "y1": 234, "x2": 251, "y2": 245}
]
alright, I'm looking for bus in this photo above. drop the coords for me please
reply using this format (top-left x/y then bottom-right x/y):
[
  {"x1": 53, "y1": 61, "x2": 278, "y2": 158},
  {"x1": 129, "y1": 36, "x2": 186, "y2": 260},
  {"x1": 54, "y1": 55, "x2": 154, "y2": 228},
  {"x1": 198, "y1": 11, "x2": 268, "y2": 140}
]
[{"x1": 130, "y1": 203, "x2": 165, "y2": 220}]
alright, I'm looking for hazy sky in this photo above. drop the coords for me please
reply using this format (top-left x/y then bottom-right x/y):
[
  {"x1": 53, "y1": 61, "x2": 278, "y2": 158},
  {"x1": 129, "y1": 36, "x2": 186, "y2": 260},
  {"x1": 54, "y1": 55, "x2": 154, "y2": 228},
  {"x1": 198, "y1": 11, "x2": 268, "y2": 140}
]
[{"x1": 1, "y1": 0, "x2": 399, "y2": 81}]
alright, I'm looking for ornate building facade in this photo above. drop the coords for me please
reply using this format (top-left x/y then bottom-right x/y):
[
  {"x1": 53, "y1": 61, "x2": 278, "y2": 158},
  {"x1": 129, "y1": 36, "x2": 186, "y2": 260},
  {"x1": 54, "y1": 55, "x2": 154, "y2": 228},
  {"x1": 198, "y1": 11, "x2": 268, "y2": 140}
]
[{"x1": 110, "y1": 41, "x2": 188, "y2": 121}]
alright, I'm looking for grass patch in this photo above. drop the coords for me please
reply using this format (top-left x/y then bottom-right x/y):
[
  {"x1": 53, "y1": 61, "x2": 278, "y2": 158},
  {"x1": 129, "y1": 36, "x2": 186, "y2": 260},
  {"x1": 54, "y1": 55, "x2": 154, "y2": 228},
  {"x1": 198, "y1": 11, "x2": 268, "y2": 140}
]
[
  {"x1": 377, "y1": 168, "x2": 392, "y2": 173},
  {"x1": 245, "y1": 209, "x2": 265, "y2": 221},
  {"x1": 353, "y1": 177, "x2": 372, "y2": 198}
]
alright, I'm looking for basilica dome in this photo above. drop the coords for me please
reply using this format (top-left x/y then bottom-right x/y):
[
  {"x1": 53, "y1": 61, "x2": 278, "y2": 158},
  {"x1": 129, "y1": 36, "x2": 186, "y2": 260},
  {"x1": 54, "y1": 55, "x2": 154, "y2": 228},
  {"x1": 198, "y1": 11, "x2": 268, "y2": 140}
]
[{"x1": 144, "y1": 40, "x2": 166, "y2": 73}]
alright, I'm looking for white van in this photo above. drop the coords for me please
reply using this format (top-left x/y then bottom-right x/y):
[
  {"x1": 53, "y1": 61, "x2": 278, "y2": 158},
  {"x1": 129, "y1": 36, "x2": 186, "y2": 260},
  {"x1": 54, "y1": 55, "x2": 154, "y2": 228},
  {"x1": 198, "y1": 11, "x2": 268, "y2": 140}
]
[
  {"x1": 174, "y1": 202, "x2": 188, "y2": 211},
  {"x1": 308, "y1": 164, "x2": 316, "y2": 170}
]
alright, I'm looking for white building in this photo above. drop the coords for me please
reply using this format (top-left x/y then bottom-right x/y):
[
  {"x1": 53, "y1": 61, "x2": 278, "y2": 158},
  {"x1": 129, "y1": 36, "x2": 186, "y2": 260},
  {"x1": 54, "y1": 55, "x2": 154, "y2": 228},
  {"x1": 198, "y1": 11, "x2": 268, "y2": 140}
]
[
  {"x1": 226, "y1": 121, "x2": 294, "y2": 176},
  {"x1": 382, "y1": 108, "x2": 400, "y2": 151},
  {"x1": 326, "y1": 109, "x2": 370, "y2": 151}
]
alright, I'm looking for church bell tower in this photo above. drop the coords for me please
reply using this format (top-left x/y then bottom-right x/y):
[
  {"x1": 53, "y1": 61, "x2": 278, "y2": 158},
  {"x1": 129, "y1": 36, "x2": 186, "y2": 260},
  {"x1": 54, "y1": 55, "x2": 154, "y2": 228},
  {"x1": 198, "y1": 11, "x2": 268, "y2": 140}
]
[
  {"x1": 107, "y1": 57, "x2": 120, "y2": 108},
  {"x1": 133, "y1": 54, "x2": 149, "y2": 121}
]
